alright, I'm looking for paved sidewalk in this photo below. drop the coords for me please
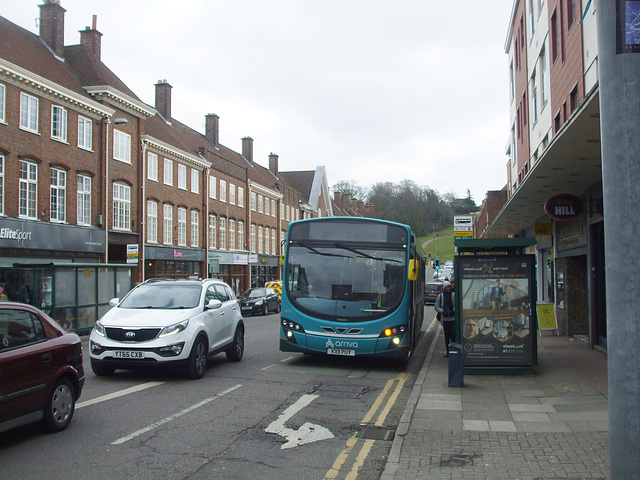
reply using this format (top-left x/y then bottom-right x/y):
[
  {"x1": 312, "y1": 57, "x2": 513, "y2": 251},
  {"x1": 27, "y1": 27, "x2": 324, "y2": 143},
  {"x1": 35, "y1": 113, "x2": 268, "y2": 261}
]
[{"x1": 382, "y1": 320, "x2": 610, "y2": 480}]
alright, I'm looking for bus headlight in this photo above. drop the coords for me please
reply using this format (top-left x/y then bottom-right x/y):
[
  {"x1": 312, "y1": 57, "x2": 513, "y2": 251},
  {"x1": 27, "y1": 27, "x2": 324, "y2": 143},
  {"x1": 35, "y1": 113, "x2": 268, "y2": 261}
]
[
  {"x1": 380, "y1": 324, "x2": 406, "y2": 349},
  {"x1": 281, "y1": 318, "x2": 305, "y2": 344},
  {"x1": 380, "y1": 325, "x2": 406, "y2": 338}
]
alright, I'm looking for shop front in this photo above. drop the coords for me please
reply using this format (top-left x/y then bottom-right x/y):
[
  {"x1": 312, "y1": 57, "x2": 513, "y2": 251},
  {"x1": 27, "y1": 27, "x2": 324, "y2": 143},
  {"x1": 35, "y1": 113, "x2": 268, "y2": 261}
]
[
  {"x1": 554, "y1": 216, "x2": 589, "y2": 337},
  {"x1": 0, "y1": 219, "x2": 106, "y2": 312},
  {"x1": 208, "y1": 250, "x2": 250, "y2": 296},
  {"x1": 144, "y1": 245, "x2": 205, "y2": 280},
  {"x1": 0, "y1": 219, "x2": 137, "y2": 333},
  {"x1": 251, "y1": 254, "x2": 280, "y2": 288},
  {"x1": 0, "y1": 217, "x2": 106, "y2": 267},
  {"x1": 8, "y1": 263, "x2": 134, "y2": 334}
]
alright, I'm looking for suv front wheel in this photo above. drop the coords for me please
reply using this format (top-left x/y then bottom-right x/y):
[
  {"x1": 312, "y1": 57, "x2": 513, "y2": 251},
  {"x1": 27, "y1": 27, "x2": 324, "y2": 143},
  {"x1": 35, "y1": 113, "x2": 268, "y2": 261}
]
[{"x1": 185, "y1": 335, "x2": 208, "y2": 379}]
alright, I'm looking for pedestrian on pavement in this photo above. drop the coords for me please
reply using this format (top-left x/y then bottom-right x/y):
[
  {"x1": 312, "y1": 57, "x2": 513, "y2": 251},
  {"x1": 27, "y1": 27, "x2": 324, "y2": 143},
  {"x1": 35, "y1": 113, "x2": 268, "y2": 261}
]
[{"x1": 435, "y1": 281, "x2": 455, "y2": 357}]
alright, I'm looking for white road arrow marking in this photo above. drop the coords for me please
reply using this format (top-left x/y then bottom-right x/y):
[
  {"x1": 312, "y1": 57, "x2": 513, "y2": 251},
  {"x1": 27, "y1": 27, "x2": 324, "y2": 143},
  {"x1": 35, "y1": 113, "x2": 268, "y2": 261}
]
[{"x1": 265, "y1": 394, "x2": 334, "y2": 449}]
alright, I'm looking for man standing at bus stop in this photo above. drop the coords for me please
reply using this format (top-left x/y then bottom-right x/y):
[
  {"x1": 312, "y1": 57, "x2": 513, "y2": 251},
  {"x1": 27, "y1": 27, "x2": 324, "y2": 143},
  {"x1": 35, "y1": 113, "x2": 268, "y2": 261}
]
[{"x1": 435, "y1": 281, "x2": 455, "y2": 357}]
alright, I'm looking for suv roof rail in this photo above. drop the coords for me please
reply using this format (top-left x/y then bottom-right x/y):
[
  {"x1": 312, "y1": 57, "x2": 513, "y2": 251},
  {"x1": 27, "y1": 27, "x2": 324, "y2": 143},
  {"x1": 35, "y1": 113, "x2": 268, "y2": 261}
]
[{"x1": 143, "y1": 277, "x2": 175, "y2": 283}]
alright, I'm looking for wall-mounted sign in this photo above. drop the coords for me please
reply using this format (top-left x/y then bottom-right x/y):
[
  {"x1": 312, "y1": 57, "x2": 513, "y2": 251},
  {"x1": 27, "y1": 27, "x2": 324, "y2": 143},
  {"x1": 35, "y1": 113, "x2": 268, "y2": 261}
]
[
  {"x1": 545, "y1": 194, "x2": 584, "y2": 221},
  {"x1": 126, "y1": 244, "x2": 139, "y2": 264},
  {"x1": 534, "y1": 223, "x2": 553, "y2": 235},
  {"x1": 0, "y1": 218, "x2": 105, "y2": 253},
  {"x1": 617, "y1": 0, "x2": 640, "y2": 54},
  {"x1": 454, "y1": 216, "x2": 473, "y2": 227}
]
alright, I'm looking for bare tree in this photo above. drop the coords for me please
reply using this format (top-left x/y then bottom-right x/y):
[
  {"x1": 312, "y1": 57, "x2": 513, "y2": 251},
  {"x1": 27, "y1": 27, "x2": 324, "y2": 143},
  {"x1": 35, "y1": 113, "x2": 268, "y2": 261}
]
[{"x1": 331, "y1": 181, "x2": 367, "y2": 201}]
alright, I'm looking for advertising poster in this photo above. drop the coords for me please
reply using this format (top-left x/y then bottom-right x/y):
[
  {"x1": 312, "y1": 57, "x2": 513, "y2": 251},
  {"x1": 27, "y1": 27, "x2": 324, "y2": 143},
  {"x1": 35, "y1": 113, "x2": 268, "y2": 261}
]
[{"x1": 459, "y1": 255, "x2": 535, "y2": 367}]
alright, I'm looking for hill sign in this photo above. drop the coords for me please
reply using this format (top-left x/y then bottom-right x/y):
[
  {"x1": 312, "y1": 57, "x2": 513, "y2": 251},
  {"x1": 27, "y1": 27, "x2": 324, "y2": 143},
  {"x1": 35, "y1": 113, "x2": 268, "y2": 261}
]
[{"x1": 545, "y1": 194, "x2": 584, "y2": 220}]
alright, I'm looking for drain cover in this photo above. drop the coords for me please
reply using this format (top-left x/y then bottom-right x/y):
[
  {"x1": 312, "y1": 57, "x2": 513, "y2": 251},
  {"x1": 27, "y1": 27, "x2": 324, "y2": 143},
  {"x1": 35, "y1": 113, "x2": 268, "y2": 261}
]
[
  {"x1": 440, "y1": 452, "x2": 480, "y2": 467},
  {"x1": 358, "y1": 427, "x2": 395, "y2": 441}
]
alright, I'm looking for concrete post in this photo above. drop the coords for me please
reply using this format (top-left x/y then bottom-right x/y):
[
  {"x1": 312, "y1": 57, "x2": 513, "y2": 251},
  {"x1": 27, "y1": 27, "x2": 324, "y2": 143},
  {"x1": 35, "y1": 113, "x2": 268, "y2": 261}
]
[{"x1": 596, "y1": 1, "x2": 640, "y2": 477}]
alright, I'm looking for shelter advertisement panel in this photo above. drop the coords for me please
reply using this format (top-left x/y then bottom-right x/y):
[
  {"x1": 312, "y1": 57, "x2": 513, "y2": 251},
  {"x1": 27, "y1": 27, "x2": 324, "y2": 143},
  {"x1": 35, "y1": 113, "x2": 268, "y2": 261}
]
[{"x1": 459, "y1": 255, "x2": 535, "y2": 367}]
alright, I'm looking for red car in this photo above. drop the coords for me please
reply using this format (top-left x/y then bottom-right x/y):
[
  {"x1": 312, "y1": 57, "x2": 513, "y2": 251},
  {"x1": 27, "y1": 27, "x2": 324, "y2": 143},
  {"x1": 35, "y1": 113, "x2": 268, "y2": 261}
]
[{"x1": 0, "y1": 302, "x2": 85, "y2": 434}]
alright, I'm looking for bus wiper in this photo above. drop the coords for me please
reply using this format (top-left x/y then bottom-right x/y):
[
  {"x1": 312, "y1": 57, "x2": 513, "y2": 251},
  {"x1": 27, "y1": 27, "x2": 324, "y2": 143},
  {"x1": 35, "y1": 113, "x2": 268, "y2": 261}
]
[
  {"x1": 298, "y1": 240, "x2": 349, "y2": 258},
  {"x1": 335, "y1": 242, "x2": 402, "y2": 264}
]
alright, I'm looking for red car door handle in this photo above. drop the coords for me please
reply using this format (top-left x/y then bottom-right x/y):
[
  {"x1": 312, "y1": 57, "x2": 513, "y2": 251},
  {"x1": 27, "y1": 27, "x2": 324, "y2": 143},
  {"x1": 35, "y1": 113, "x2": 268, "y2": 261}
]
[{"x1": 42, "y1": 353, "x2": 52, "y2": 363}]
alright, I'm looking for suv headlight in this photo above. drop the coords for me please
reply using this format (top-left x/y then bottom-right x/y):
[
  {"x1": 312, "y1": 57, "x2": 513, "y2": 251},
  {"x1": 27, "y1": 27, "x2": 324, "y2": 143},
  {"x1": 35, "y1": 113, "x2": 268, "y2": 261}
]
[
  {"x1": 94, "y1": 321, "x2": 106, "y2": 336},
  {"x1": 159, "y1": 319, "x2": 189, "y2": 337}
]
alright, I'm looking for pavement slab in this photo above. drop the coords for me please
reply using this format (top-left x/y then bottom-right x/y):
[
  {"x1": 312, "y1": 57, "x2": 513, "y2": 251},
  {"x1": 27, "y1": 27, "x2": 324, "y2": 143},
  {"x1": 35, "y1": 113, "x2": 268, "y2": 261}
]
[{"x1": 381, "y1": 323, "x2": 610, "y2": 480}]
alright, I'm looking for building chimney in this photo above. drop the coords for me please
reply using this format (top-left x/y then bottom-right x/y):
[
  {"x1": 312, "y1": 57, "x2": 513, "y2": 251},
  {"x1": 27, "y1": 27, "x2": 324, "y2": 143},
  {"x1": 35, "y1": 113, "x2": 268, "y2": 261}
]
[
  {"x1": 80, "y1": 15, "x2": 102, "y2": 58},
  {"x1": 155, "y1": 80, "x2": 172, "y2": 122},
  {"x1": 334, "y1": 191, "x2": 341, "y2": 207},
  {"x1": 205, "y1": 114, "x2": 219, "y2": 146},
  {"x1": 269, "y1": 153, "x2": 279, "y2": 176},
  {"x1": 242, "y1": 137, "x2": 253, "y2": 164},
  {"x1": 39, "y1": 0, "x2": 66, "y2": 58}
]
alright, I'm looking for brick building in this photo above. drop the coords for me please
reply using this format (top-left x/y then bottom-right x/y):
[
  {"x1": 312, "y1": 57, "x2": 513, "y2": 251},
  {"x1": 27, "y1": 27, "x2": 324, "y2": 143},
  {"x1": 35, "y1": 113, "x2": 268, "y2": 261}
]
[
  {"x1": 0, "y1": 0, "x2": 334, "y2": 327},
  {"x1": 478, "y1": 1, "x2": 605, "y2": 348}
]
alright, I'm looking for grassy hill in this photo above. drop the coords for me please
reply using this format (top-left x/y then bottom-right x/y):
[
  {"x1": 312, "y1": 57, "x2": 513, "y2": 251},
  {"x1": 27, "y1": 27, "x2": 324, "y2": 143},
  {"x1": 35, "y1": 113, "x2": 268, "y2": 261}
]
[{"x1": 416, "y1": 227, "x2": 456, "y2": 264}]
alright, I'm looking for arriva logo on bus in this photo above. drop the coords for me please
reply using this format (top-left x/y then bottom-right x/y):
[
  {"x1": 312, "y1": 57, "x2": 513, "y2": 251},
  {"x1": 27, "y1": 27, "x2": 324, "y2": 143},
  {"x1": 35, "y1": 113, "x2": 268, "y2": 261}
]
[{"x1": 326, "y1": 339, "x2": 359, "y2": 349}]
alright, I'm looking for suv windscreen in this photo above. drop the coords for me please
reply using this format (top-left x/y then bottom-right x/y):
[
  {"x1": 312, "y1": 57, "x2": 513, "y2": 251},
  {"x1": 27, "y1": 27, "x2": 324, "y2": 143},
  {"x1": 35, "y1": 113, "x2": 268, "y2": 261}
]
[{"x1": 119, "y1": 284, "x2": 202, "y2": 309}]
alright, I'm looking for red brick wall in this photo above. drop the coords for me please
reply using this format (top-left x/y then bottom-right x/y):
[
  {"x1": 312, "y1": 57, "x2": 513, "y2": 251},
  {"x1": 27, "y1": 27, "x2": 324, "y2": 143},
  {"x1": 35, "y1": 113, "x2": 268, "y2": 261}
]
[
  {"x1": 476, "y1": 190, "x2": 508, "y2": 238},
  {"x1": 103, "y1": 110, "x2": 140, "y2": 235},
  {"x1": 512, "y1": 1, "x2": 531, "y2": 184},
  {"x1": 1, "y1": 82, "x2": 102, "y2": 224},
  {"x1": 548, "y1": 0, "x2": 584, "y2": 134}
]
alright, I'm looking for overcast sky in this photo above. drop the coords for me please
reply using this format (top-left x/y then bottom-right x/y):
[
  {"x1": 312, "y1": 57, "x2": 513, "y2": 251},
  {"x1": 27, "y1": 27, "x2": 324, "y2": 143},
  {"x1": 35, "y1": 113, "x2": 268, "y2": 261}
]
[{"x1": 4, "y1": 0, "x2": 515, "y2": 203}]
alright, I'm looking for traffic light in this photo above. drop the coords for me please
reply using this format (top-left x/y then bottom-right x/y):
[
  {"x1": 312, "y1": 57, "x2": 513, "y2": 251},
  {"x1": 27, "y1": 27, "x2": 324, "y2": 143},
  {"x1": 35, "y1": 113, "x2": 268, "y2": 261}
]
[
  {"x1": 435, "y1": 259, "x2": 440, "y2": 269},
  {"x1": 428, "y1": 252, "x2": 431, "y2": 258}
]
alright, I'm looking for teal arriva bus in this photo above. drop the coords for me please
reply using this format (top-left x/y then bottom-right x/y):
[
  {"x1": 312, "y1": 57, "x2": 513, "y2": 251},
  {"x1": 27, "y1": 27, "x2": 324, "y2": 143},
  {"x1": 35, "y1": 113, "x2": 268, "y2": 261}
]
[{"x1": 279, "y1": 217, "x2": 425, "y2": 358}]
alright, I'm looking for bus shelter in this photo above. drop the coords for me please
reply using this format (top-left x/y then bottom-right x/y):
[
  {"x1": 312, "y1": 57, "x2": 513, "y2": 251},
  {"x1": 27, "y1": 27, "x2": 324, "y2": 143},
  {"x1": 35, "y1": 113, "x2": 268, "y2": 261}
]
[
  {"x1": 454, "y1": 238, "x2": 538, "y2": 374},
  {"x1": 2, "y1": 263, "x2": 134, "y2": 335}
]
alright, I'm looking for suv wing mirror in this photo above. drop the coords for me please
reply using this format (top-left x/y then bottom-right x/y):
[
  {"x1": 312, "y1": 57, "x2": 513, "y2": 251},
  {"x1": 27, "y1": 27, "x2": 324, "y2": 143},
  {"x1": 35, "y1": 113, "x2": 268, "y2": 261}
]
[{"x1": 206, "y1": 299, "x2": 223, "y2": 310}]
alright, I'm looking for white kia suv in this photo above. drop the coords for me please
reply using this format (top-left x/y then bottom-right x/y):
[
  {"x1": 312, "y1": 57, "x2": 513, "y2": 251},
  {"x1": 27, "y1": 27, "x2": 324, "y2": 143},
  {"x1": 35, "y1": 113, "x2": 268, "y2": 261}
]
[{"x1": 89, "y1": 278, "x2": 244, "y2": 379}]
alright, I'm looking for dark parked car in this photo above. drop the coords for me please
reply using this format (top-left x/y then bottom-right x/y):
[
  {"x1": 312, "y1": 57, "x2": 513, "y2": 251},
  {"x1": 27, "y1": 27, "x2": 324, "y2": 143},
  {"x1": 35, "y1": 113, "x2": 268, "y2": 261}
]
[
  {"x1": 0, "y1": 302, "x2": 85, "y2": 434},
  {"x1": 240, "y1": 287, "x2": 280, "y2": 316},
  {"x1": 425, "y1": 283, "x2": 443, "y2": 304}
]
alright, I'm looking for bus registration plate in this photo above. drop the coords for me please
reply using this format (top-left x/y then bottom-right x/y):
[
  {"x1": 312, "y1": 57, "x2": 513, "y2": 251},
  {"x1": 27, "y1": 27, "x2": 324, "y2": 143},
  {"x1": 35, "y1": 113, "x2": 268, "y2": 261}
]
[{"x1": 327, "y1": 348, "x2": 355, "y2": 357}]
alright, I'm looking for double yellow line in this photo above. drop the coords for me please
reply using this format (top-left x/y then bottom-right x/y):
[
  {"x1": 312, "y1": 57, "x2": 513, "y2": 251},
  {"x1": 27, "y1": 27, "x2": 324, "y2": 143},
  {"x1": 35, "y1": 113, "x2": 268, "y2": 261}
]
[{"x1": 324, "y1": 372, "x2": 406, "y2": 479}]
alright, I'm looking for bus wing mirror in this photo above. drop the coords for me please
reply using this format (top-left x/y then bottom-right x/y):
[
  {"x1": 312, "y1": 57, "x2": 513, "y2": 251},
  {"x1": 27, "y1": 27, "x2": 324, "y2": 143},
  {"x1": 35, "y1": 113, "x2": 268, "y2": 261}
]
[{"x1": 408, "y1": 259, "x2": 418, "y2": 281}]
